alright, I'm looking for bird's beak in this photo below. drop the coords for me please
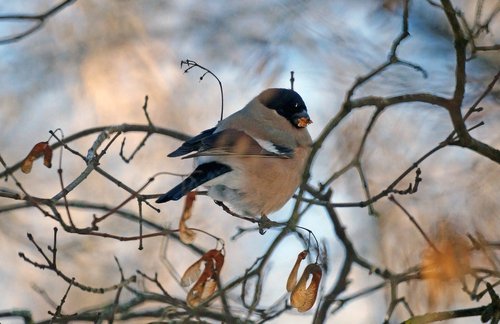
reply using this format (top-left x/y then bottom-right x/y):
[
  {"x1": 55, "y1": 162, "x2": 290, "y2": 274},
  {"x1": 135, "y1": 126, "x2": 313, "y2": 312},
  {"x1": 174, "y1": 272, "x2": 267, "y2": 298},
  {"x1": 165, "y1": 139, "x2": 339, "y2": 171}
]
[{"x1": 292, "y1": 112, "x2": 313, "y2": 128}]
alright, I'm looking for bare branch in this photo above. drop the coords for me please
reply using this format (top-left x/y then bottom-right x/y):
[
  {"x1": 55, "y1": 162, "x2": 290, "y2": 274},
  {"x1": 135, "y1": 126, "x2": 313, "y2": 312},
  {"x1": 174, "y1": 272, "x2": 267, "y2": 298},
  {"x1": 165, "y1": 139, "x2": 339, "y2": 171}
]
[{"x1": 0, "y1": 0, "x2": 77, "y2": 44}]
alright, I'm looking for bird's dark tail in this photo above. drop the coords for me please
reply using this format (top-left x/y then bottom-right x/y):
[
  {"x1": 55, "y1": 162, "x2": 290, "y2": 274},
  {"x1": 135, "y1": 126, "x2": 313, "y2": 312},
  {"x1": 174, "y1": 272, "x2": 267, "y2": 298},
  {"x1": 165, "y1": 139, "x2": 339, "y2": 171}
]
[{"x1": 155, "y1": 162, "x2": 232, "y2": 203}]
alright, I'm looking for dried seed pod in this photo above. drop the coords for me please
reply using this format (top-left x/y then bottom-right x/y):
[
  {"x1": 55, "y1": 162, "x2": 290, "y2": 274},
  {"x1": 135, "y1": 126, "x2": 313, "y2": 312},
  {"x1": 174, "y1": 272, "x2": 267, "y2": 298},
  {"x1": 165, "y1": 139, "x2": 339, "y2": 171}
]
[
  {"x1": 286, "y1": 250, "x2": 308, "y2": 292},
  {"x1": 21, "y1": 142, "x2": 52, "y2": 173},
  {"x1": 290, "y1": 263, "x2": 322, "y2": 312},
  {"x1": 181, "y1": 249, "x2": 225, "y2": 308},
  {"x1": 179, "y1": 191, "x2": 197, "y2": 244},
  {"x1": 180, "y1": 259, "x2": 203, "y2": 287}
]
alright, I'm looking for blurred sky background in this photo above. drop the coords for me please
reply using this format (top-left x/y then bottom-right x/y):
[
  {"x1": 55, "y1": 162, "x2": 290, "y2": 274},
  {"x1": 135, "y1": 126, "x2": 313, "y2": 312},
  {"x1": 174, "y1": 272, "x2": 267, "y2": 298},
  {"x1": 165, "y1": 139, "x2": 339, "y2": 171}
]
[{"x1": 0, "y1": 1, "x2": 499, "y2": 323}]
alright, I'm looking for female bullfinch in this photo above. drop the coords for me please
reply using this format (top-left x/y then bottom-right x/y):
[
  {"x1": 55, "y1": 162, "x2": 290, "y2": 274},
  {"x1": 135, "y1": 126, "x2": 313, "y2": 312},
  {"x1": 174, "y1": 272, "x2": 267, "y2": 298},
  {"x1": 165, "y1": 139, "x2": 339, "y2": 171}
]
[{"x1": 156, "y1": 88, "x2": 313, "y2": 218}]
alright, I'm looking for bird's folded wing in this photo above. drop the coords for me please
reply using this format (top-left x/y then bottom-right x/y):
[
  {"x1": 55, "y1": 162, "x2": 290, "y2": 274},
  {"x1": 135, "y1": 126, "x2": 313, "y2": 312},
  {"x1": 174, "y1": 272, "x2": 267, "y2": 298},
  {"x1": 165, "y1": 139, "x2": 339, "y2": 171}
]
[
  {"x1": 168, "y1": 127, "x2": 217, "y2": 157},
  {"x1": 155, "y1": 161, "x2": 232, "y2": 203},
  {"x1": 172, "y1": 128, "x2": 294, "y2": 159}
]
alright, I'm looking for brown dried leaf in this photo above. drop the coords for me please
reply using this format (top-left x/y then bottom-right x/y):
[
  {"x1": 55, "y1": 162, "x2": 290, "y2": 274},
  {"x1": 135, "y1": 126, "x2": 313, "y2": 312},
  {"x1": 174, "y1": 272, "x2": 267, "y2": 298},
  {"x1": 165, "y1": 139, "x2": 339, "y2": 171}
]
[
  {"x1": 286, "y1": 250, "x2": 308, "y2": 292},
  {"x1": 290, "y1": 263, "x2": 322, "y2": 312},
  {"x1": 179, "y1": 191, "x2": 197, "y2": 244},
  {"x1": 21, "y1": 142, "x2": 52, "y2": 174},
  {"x1": 180, "y1": 259, "x2": 203, "y2": 287}
]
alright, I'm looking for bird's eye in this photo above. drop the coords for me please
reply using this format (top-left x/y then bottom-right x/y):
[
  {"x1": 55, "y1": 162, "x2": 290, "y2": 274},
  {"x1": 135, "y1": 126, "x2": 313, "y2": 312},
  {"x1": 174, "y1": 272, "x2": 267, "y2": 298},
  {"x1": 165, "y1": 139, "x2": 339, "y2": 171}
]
[{"x1": 295, "y1": 103, "x2": 299, "y2": 108}]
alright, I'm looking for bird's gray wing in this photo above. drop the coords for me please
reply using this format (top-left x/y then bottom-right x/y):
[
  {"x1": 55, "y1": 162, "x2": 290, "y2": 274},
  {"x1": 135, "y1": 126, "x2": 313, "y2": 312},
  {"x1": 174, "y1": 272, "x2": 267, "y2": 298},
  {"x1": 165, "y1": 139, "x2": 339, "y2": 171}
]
[{"x1": 181, "y1": 128, "x2": 294, "y2": 159}]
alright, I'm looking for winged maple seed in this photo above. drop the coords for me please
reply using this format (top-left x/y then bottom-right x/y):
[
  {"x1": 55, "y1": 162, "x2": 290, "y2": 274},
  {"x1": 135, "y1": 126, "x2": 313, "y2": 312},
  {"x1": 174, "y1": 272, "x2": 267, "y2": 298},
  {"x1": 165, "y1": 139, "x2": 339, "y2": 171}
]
[
  {"x1": 21, "y1": 141, "x2": 53, "y2": 174},
  {"x1": 186, "y1": 270, "x2": 218, "y2": 308},
  {"x1": 180, "y1": 249, "x2": 224, "y2": 308},
  {"x1": 286, "y1": 250, "x2": 308, "y2": 292},
  {"x1": 290, "y1": 263, "x2": 322, "y2": 312},
  {"x1": 180, "y1": 258, "x2": 203, "y2": 288},
  {"x1": 286, "y1": 250, "x2": 322, "y2": 312},
  {"x1": 179, "y1": 191, "x2": 197, "y2": 244}
]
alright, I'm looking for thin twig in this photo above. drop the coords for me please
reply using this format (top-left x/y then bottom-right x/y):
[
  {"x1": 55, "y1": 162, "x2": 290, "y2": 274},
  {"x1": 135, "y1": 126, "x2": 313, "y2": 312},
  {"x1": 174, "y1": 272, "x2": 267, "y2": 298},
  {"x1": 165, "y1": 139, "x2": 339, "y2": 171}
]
[
  {"x1": 181, "y1": 59, "x2": 224, "y2": 121},
  {"x1": 120, "y1": 96, "x2": 155, "y2": 163},
  {"x1": 388, "y1": 195, "x2": 440, "y2": 253},
  {"x1": 0, "y1": 0, "x2": 77, "y2": 44},
  {"x1": 19, "y1": 231, "x2": 137, "y2": 294}
]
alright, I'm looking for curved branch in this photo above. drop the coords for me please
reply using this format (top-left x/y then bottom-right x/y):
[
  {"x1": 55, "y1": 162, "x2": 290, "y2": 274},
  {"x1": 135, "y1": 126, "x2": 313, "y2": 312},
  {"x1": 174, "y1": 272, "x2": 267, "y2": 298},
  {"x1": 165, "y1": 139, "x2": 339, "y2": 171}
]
[{"x1": 0, "y1": 123, "x2": 189, "y2": 178}]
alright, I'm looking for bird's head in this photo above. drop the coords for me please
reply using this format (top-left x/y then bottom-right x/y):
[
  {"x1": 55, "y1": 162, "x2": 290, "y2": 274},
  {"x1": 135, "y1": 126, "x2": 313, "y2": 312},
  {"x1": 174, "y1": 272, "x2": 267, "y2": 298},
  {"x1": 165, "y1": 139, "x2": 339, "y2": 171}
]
[{"x1": 258, "y1": 88, "x2": 313, "y2": 129}]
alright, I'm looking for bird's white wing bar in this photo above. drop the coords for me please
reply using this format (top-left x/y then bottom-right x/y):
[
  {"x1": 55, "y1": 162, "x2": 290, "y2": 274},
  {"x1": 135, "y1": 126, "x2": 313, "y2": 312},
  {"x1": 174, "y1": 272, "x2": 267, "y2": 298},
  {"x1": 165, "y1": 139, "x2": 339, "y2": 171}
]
[
  {"x1": 253, "y1": 138, "x2": 294, "y2": 158},
  {"x1": 178, "y1": 128, "x2": 293, "y2": 159}
]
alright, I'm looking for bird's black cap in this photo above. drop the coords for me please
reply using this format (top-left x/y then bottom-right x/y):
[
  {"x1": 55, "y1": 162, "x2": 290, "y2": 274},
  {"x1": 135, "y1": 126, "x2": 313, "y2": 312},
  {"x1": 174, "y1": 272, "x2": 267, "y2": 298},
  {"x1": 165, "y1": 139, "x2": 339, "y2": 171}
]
[{"x1": 258, "y1": 88, "x2": 311, "y2": 128}]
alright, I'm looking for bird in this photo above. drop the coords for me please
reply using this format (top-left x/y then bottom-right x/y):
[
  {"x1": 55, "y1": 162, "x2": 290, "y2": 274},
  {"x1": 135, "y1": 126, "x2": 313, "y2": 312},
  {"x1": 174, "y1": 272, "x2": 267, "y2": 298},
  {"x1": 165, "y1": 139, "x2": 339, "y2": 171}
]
[{"x1": 156, "y1": 88, "x2": 313, "y2": 218}]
